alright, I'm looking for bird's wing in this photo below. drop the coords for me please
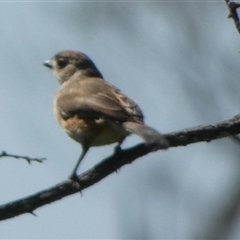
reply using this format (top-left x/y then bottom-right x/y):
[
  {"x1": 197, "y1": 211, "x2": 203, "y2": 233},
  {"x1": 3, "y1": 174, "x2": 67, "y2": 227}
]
[
  {"x1": 56, "y1": 78, "x2": 144, "y2": 123},
  {"x1": 57, "y1": 92, "x2": 132, "y2": 122},
  {"x1": 56, "y1": 84, "x2": 143, "y2": 123}
]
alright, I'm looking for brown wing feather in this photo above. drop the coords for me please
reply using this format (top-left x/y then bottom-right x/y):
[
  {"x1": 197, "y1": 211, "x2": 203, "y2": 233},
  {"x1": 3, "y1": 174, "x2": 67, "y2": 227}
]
[{"x1": 55, "y1": 77, "x2": 144, "y2": 123}]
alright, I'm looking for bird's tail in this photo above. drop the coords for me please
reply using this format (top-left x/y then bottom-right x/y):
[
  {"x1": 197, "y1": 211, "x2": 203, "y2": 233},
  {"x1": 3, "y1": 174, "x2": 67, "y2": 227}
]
[{"x1": 122, "y1": 122, "x2": 168, "y2": 150}]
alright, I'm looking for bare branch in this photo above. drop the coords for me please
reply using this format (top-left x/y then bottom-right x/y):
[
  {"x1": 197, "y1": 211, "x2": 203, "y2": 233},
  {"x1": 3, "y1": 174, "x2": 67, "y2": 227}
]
[
  {"x1": 0, "y1": 151, "x2": 46, "y2": 164},
  {"x1": 225, "y1": 0, "x2": 240, "y2": 34},
  {"x1": 0, "y1": 114, "x2": 240, "y2": 221}
]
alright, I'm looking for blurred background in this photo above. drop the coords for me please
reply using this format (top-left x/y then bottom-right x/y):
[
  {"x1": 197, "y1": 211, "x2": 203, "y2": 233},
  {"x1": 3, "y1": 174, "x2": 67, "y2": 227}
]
[{"x1": 1, "y1": 1, "x2": 240, "y2": 239}]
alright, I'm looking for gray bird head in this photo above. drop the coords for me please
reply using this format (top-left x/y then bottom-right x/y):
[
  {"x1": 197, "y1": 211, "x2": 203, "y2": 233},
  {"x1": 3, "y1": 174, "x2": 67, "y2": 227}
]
[{"x1": 43, "y1": 50, "x2": 103, "y2": 84}]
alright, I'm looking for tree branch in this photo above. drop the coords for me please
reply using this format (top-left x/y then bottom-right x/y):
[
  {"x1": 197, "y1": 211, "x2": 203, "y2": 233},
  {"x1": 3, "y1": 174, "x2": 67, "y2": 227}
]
[
  {"x1": 225, "y1": 0, "x2": 240, "y2": 34},
  {"x1": 1, "y1": 114, "x2": 240, "y2": 221},
  {"x1": 0, "y1": 151, "x2": 46, "y2": 164}
]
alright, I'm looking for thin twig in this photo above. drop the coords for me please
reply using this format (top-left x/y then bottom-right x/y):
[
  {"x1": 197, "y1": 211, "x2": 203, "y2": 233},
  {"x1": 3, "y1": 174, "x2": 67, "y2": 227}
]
[
  {"x1": 225, "y1": 0, "x2": 240, "y2": 34},
  {"x1": 0, "y1": 151, "x2": 46, "y2": 164}
]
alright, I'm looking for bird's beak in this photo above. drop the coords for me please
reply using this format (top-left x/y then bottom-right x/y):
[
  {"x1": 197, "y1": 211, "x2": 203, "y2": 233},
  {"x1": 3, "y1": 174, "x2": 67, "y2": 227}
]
[{"x1": 43, "y1": 60, "x2": 53, "y2": 69}]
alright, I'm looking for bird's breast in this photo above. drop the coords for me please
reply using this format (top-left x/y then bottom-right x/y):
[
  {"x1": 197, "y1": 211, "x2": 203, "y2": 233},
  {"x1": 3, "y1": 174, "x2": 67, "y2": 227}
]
[{"x1": 54, "y1": 107, "x2": 129, "y2": 146}]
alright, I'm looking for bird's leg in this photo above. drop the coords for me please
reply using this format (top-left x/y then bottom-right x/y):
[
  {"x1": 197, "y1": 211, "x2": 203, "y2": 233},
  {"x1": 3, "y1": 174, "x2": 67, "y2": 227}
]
[
  {"x1": 69, "y1": 145, "x2": 89, "y2": 180},
  {"x1": 114, "y1": 137, "x2": 125, "y2": 154}
]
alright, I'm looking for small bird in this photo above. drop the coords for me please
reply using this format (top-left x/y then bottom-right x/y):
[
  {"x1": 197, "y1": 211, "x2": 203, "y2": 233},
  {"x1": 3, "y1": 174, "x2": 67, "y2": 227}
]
[{"x1": 43, "y1": 50, "x2": 168, "y2": 179}]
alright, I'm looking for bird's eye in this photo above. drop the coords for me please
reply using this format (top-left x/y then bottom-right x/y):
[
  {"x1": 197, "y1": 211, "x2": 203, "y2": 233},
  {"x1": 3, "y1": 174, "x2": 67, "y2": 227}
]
[{"x1": 57, "y1": 58, "x2": 68, "y2": 68}]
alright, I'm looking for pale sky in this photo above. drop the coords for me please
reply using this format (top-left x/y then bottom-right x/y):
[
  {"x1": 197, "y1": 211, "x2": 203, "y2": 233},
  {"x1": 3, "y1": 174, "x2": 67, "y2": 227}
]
[{"x1": 1, "y1": 1, "x2": 240, "y2": 239}]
